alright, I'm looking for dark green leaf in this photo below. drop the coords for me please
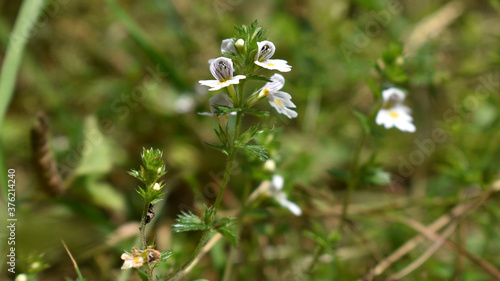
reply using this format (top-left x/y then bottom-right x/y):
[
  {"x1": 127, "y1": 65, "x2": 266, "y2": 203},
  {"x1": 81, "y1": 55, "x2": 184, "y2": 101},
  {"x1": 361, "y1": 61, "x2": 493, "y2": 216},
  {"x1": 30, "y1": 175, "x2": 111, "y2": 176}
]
[
  {"x1": 239, "y1": 125, "x2": 260, "y2": 145},
  {"x1": 241, "y1": 144, "x2": 268, "y2": 161},
  {"x1": 172, "y1": 211, "x2": 207, "y2": 233},
  {"x1": 204, "y1": 142, "x2": 228, "y2": 155},
  {"x1": 242, "y1": 108, "x2": 270, "y2": 119},
  {"x1": 328, "y1": 168, "x2": 351, "y2": 182},
  {"x1": 204, "y1": 205, "x2": 216, "y2": 225}
]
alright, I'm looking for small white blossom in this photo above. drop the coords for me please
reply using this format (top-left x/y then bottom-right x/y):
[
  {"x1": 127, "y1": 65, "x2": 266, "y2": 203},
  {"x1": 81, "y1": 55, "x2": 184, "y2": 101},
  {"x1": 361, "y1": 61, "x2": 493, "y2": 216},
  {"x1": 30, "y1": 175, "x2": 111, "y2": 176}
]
[
  {"x1": 221, "y1": 39, "x2": 237, "y2": 55},
  {"x1": 121, "y1": 247, "x2": 161, "y2": 270},
  {"x1": 254, "y1": 41, "x2": 291, "y2": 72},
  {"x1": 269, "y1": 175, "x2": 302, "y2": 216},
  {"x1": 152, "y1": 183, "x2": 161, "y2": 191},
  {"x1": 375, "y1": 87, "x2": 416, "y2": 133},
  {"x1": 174, "y1": 94, "x2": 195, "y2": 114},
  {"x1": 259, "y1": 74, "x2": 297, "y2": 119},
  {"x1": 199, "y1": 57, "x2": 246, "y2": 91}
]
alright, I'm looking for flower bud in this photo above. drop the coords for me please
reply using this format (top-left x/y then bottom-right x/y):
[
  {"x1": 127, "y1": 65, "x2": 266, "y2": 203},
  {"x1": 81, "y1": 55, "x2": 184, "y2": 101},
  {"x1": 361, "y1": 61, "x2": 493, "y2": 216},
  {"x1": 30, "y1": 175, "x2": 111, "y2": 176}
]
[{"x1": 235, "y1": 38, "x2": 245, "y2": 52}]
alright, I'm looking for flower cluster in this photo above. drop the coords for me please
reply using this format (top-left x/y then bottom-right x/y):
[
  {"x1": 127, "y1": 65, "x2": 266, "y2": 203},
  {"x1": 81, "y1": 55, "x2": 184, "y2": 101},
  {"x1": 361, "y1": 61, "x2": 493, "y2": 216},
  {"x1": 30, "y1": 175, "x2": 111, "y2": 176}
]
[
  {"x1": 375, "y1": 87, "x2": 416, "y2": 133},
  {"x1": 198, "y1": 30, "x2": 297, "y2": 120}
]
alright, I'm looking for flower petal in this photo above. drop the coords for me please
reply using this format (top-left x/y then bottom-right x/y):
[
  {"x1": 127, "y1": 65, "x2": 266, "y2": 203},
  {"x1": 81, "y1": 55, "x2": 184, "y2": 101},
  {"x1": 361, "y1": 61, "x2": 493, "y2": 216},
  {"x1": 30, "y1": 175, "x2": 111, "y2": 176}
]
[
  {"x1": 221, "y1": 39, "x2": 236, "y2": 55},
  {"x1": 255, "y1": 59, "x2": 292, "y2": 72},
  {"x1": 256, "y1": 41, "x2": 276, "y2": 62},
  {"x1": 272, "y1": 175, "x2": 284, "y2": 191},
  {"x1": 382, "y1": 87, "x2": 406, "y2": 103}
]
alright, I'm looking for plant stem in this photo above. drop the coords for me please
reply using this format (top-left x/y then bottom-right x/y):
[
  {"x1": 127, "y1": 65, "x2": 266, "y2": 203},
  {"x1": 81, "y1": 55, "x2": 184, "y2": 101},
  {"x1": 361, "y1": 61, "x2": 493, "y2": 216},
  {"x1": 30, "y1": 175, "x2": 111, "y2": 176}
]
[
  {"x1": 139, "y1": 202, "x2": 149, "y2": 249},
  {"x1": 339, "y1": 130, "x2": 367, "y2": 232},
  {"x1": 167, "y1": 82, "x2": 245, "y2": 281}
]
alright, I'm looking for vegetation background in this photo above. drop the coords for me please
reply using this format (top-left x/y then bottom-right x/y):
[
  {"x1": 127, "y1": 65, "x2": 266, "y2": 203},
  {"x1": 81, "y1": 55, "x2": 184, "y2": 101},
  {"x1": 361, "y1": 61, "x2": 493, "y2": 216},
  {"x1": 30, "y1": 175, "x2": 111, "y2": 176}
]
[{"x1": 1, "y1": 0, "x2": 500, "y2": 280}]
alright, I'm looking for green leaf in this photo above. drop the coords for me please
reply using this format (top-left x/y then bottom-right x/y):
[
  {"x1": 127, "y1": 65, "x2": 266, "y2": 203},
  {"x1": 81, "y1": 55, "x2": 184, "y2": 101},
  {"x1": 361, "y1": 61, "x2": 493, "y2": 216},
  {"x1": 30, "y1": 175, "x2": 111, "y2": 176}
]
[
  {"x1": 212, "y1": 104, "x2": 241, "y2": 116},
  {"x1": 366, "y1": 77, "x2": 381, "y2": 98},
  {"x1": 242, "y1": 108, "x2": 270, "y2": 119},
  {"x1": 360, "y1": 164, "x2": 392, "y2": 186},
  {"x1": 204, "y1": 141, "x2": 228, "y2": 155},
  {"x1": 328, "y1": 168, "x2": 351, "y2": 182},
  {"x1": 137, "y1": 270, "x2": 148, "y2": 281},
  {"x1": 214, "y1": 217, "x2": 238, "y2": 246},
  {"x1": 217, "y1": 225, "x2": 239, "y2": 246},
  {"x1": 150, "y1": 198, "x2": 163, "y2": 205},
  {"x1": 248, "y1": 75, "x2": 272, "y2": 82},
  {"x1": 241, "y1": 144, "x2": 268, "y2": 161},
  {"x1": 159, "y1": 250, "x2": 173, "y2": 263},
  {"x1": 352, "y1": 108, "x2": 371, "y2": 134},
  {"x1": 74, "y1": 116, "x2": 114, "y2": 176},
  {"x1": 214, "y1": 126, "x2": 228, "y2": 146},
  {"x1": 85, "y1": 180, "x2": 126, "y2": 213},
  {"x1": 239, "y1": 125, "x2": 260, "y2": 145},
  {"x1": 204, "y1": 205, "x2": 216, "y2": 225},
  {"x1": 172, "y1": 211, "x2": 207, "y2": 233}
]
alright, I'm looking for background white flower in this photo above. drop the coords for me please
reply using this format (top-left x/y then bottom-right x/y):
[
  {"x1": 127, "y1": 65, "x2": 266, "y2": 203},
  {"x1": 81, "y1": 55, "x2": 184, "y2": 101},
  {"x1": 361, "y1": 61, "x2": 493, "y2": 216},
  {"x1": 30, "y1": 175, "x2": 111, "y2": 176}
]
[
  {"x1": 269, "y1": 175, "x2": 302, "y2": 216},
  {"x1": 199, "y1": 57, "x2": 246, "y2": 91},
  {"x1": 254, "y1": 41, "x2": 291, "y2": 72},
  {"x1": 375, "y1": 87, "x2": 416, "y2": 133},
  {"x1": 260, "y1": 74, "x2": 297, "y2": 119}
]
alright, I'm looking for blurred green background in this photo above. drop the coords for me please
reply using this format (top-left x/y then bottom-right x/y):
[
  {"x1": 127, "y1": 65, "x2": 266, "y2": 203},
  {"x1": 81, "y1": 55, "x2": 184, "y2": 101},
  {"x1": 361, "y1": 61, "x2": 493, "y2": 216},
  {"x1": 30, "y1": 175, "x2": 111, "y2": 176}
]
[{"x1": 1, "y1": 0, "x2": 500, "y2": 280}]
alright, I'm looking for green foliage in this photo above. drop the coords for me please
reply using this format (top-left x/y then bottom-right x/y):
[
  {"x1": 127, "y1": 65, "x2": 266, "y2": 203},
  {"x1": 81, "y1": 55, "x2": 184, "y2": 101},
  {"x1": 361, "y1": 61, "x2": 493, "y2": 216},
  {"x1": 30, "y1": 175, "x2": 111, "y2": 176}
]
[
  {"x1": 172, "y1": 211, "x2": 208, "y2": 233},
  {"x1": 214, "y1": 217, "x2": 238, "y2": 246}
]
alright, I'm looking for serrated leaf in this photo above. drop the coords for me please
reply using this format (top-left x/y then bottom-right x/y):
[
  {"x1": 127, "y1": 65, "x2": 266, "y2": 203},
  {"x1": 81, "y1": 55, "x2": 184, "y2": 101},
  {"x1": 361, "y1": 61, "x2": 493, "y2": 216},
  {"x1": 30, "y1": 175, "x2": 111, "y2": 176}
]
[
  {"x1": 242, "y1": 108, "x2": 270, "y2": 119},
  {"x1": 239, "y1": 125, "x2": 260, "y2": 145},
  {"x1": 172, "y1": 211, "x2": 207, "y2": 233},
  {"x1": 204, "y1": 205, "x2": 216, "y2": 225},
  {"x1": 212, "y1": 105, "x2": 241, "y2": 116},
  {"x1": 160, "y1": 250, "x2": 173, "y2": 263},
  {"x1": 241, "y1": 144, "x2": 268, "y2": 161},
  {"x1": 214, "y1": 217, "x2": 238, "y2": 246},
  {"x1": 217, "y1": 225, "x2": 239, "y2": 246}
]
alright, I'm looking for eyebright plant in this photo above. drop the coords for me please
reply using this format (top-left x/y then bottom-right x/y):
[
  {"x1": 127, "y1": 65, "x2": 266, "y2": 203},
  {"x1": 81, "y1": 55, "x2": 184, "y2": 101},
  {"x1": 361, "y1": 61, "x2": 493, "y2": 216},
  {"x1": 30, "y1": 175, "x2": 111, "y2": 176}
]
[
  {"x1": 121, "y1": 148, "x2": 172, "y2": 281},
  {"x1": 164, "y1": 21, "x2": 298, "y2": 281}
]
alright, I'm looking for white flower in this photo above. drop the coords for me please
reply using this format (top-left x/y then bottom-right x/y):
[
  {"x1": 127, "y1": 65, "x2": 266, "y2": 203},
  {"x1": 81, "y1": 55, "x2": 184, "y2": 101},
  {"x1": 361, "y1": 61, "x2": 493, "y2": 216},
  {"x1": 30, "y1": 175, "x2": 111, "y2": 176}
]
[
  {"x1": 174, "y1": 94, "x2": 195, "y2": 114},
  {"x1": 221, "y1": 39, "x2": 237, "y2": 55},
  {"x1": 259, "y1": 74, "x2": 297, "y2": 119},
  {"x1": 269, "y1": 175, "x2": 302, "y2": 216},
  {"x1": 199, "y1": 57, "x2": 246, "y2": 91},
  {"x1": 121, "y1": 247, "x2": 161, "y2": 270},
  {"x1": 375, "y1": 87, "x2": 416, "y2": 133},
  {"x1": 254, "y1": 41, "x2": 291, "y2": 72}
]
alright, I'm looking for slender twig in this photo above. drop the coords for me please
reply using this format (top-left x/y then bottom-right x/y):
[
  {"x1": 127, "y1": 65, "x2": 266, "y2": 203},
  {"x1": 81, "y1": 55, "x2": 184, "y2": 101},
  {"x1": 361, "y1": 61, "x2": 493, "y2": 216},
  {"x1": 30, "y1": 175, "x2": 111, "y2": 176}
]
[
  {"x1": 393, "y1": 213, "x2": 500, "y2": 280},
  {"x1": 360, "y1": 189, "x2": 494, "y2": 281},
  {"x1": 386, "y1": 221, "x2": 458, "y2": 281}
]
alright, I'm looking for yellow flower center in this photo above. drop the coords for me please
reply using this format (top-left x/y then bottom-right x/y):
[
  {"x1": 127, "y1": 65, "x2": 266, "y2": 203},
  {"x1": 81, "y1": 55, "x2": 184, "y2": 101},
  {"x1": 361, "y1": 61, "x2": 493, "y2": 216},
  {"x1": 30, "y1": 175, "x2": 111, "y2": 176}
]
[
  {"x1": 260, "y1": 88, "x2": 270, "y2": 97},
  {"x1": 389, "y1": 111, "x2": 399, "y2": 118}
]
